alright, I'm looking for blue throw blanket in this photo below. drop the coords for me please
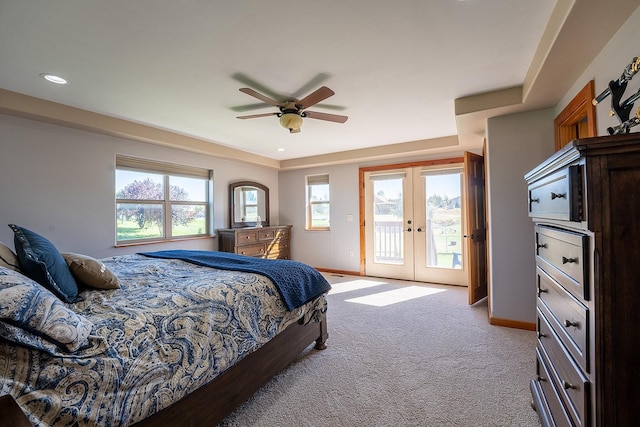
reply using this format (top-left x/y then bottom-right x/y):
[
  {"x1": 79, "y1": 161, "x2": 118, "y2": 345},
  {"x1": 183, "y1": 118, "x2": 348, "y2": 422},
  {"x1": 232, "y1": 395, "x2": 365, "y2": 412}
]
[{"x1": 140, "y1": 250, "x2": 331, "y2": 311}]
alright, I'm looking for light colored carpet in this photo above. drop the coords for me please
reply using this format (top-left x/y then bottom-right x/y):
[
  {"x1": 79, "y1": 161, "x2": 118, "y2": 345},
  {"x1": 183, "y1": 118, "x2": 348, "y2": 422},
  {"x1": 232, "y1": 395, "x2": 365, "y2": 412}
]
[{"x1": 220, "y1": 274, "x2": 541, "y2": 427}]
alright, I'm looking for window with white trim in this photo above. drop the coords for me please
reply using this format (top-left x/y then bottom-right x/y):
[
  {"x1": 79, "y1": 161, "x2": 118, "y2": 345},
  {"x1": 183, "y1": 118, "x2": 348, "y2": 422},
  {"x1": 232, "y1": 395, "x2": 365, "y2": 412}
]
[
  {"x1": 115, "y1": 156, "x2": 212, "y2": 244},
  {"x1": 306, "y1": 174, "x2": 330, "y2": 230}
]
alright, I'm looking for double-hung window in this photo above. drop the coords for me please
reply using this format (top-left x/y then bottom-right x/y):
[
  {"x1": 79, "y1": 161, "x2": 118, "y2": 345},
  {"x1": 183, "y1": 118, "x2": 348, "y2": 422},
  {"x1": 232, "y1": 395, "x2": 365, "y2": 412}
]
[
  {"x1": 306, "y1": 174, "x2": 330, "y2": 230},
  {"x1": 115, "y1": 156, "x2": 212, "y2": 244}
]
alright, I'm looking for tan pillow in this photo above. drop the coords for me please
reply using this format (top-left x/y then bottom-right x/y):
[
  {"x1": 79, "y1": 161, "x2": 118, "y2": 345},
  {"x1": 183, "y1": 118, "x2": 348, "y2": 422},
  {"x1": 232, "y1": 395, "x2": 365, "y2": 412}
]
[
  {"x1": 61, "y1": 253, "x2": 120, "y2": 290},
  {"x1": 0, "y1": 241, "x2": 20, "y2": 271}
]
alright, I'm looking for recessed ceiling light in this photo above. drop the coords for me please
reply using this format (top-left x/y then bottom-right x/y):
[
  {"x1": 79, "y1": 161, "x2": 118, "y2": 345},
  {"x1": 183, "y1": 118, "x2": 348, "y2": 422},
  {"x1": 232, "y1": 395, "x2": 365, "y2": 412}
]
[
  {"x1": 277, "y1": 148, "x2": 285, "y2": 152},
  {"x1": 40, "y1": 73, "x2": 68, "y2": 84}
]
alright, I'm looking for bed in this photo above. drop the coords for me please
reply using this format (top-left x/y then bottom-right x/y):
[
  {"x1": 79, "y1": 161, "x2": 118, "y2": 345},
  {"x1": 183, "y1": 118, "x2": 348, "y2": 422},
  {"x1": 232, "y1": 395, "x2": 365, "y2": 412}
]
[{"x1": 0, "y1": 225, "x2": 329, "y2": 426}]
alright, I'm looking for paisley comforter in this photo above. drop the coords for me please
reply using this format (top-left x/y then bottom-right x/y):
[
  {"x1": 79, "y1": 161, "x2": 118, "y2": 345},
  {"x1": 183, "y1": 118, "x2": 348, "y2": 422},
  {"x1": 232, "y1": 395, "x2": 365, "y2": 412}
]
[{"x1": 0, "y1": 254, "x2": 327, "y2": 426}]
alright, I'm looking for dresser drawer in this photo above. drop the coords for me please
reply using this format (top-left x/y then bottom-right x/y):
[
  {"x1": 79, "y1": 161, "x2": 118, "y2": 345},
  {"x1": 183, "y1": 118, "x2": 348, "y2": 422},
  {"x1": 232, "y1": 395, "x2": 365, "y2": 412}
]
[
  {"x1": 528, "y1": 165, "x2": 582, "y2": 221},
  {"x1": 236, "y1": 230, "x2": 259, "y2": 244},
  {"x1": 537, "y1": 268, "x2": 588, "y2": 373},
  {"x1": 534, "y1": 348, "x2": 574, "y2": 427},
  {"x1": 535, "y1": 225, "x2": 588, "y2": 301},
  {"x1": 537, "y1": 312, "x2": 589, "y2": 427},
  {"x1": 235, "y1": 243, "x2": 266, "y2": 257}
]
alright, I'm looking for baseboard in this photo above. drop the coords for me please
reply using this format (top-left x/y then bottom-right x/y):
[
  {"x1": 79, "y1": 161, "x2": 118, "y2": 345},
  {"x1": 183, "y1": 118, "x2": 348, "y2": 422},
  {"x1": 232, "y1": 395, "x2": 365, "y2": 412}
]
[
  {"x1": 315, "y1": 268, "x2": 361, "y2": 276},
  {"x1": 489, "y1": 316, "x2": 536, "y2": 331}
]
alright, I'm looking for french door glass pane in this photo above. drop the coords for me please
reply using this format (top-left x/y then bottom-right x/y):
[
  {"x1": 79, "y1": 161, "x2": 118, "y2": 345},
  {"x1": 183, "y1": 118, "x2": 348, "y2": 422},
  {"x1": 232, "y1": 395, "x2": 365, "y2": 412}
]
[
  {"x1": 372, "y1": 178, "x2": 403, "y2": 264},
  {"x1": 424, "y1": 172, "x2": 463, "y2": 269}
]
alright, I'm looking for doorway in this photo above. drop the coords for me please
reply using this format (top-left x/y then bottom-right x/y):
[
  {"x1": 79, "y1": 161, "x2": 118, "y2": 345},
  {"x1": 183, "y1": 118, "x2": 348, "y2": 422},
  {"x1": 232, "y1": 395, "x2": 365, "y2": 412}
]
[{"x1": 363, "y1": 164, "x2": 467, "y2": 286}]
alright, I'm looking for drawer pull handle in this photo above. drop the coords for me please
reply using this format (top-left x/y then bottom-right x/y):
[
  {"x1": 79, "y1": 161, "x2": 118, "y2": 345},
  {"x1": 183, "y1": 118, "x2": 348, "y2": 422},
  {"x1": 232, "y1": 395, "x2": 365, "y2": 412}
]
[
  {"x1": 562, "y1": 380, "x2": 576, "y2": 390},
  {"x1": 562, "y1": 256, "x2": 578, "y2": 264},
  {"x1": 550, "y1": 192, "x2": 566, "y2": 200},
  {"x1": 537, "y1": 331, "x2": 546, "y2": 339},
  {"x1": 537, "y1": 287, "x2": 548, "y2": 297},
  {"x1": 564, "y1": 319, "x2": 580, "y2": 328},
  {"x1": 537, "y1": 243, "x2": 547, "y2": 249},
  {"x1": 529, "y1": 198, "x2": 540, "y2": 204},
  {"x1": 537, "y1": 375, "x2": 546, "y2": 382}
]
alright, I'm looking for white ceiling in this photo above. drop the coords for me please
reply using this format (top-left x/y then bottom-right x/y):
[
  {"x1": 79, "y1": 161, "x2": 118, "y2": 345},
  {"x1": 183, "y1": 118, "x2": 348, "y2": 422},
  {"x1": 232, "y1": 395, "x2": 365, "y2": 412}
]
[{"x1": 0, "y1": 0, "x2": 561, "y2": 162}]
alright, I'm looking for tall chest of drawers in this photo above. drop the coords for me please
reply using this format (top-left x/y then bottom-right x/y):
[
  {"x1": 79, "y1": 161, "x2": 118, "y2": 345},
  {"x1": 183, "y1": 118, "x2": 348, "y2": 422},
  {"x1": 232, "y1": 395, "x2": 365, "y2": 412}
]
[
  {"x1": 525, "y1": 134, "x2": 640, "y2": 427},
  {"x1": 217, "y1": 225, "x2": 292, "y2": 259}
]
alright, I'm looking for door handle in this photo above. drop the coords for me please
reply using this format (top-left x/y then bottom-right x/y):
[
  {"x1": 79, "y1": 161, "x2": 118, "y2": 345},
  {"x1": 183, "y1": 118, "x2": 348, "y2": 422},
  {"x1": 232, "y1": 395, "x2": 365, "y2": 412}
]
[{"x1": 464, "y1": 234, "x2": 476, "y2": 240}]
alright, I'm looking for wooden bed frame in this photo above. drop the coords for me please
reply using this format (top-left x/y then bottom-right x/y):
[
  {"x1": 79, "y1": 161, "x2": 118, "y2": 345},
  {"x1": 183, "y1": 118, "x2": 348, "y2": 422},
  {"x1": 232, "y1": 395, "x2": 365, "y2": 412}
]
[
  {"x1": 135, "y1": 317, "x2": 328, "y2": 426},
  {"x1": 0, "y1": 317, "x2": 327, "y2": 426}
]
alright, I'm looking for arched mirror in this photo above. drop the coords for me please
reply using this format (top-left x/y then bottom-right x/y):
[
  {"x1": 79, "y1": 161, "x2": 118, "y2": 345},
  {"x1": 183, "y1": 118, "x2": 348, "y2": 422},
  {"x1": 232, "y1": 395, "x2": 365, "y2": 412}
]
[{"x1": 229, "y1": 181, "x2": 270, "y2": 228}]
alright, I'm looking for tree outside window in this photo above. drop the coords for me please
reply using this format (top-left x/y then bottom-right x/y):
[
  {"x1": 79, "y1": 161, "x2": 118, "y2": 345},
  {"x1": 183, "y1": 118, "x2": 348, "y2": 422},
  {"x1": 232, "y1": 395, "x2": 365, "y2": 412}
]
[{"x1": 115, "y1": 157, "x2": 210, "y2": 244}]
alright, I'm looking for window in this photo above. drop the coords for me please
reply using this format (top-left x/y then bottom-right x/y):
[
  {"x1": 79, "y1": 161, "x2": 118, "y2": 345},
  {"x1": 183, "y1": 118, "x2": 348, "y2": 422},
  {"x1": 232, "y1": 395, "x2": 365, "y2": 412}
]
[
  {"x1": 115, "y1": 156, "x2": 212, "y2": 244},
  {"x1": 306, "y1": 174, "x2": 330, "y2": 230}
]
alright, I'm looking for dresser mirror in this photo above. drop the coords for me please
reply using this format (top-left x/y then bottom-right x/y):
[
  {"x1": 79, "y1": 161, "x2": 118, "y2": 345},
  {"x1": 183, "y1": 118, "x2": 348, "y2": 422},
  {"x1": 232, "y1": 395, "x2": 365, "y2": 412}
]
[{"x1": 229, "y1": 181, "x2": 269, "y2": 228}]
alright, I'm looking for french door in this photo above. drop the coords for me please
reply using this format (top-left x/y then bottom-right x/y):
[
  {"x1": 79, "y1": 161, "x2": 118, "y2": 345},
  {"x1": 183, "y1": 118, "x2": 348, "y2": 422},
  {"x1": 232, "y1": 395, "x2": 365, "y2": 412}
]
[{"x1": 364, "y1": 165, "x2": 467, "y2": 286}]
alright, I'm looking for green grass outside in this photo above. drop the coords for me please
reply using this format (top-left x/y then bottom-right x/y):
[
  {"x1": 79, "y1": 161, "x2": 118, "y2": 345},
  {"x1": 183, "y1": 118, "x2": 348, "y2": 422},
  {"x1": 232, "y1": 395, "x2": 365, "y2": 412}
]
[{"x1": 117, "y1": 218, "x2": 206, "y2": 241}]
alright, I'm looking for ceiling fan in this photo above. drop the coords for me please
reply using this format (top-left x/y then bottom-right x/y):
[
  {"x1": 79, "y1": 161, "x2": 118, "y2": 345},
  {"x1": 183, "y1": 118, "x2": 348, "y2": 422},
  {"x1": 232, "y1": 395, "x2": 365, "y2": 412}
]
[{"x1": 236, "y1": 86, "x2": 348, "y2": 133}]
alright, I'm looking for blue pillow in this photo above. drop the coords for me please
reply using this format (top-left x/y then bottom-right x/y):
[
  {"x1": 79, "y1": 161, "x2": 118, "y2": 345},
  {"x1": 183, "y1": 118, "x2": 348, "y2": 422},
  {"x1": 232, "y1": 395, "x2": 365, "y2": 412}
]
[{"x1": 8, "y1": 224, "x2": 79, "y2": 303}]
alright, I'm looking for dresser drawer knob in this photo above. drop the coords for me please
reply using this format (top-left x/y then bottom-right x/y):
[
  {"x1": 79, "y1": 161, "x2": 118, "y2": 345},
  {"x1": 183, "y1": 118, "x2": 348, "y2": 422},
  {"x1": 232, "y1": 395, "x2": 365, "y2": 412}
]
[
  {"x1": 529, "y1": 198, "x2": 540, "y2": 204},
  {"x1": 562, "y1": 256, "x2": 578, "y2": 264},
  {"x1": 536, "y1": 243, "x2": 547, "y2": 249},
  {"x1": 564, "y1": 319, "x2": 580, "y2": 328},
  {"x1": 550, "y1": 192, "x2": 566, "y2": 200},
  {"x1": 562, "y1": 380, "x2": 576, "y2": 390}
]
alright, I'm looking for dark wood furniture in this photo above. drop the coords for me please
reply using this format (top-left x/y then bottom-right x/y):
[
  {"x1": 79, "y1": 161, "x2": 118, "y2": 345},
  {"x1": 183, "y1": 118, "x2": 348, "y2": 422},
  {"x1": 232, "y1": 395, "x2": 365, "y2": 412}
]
[
  {"x1": 525, "y1": 134, "x2": 640, "y2": 426},
  {"x1": 218, "y1": 225, "x2": 292, "y2": 259}
]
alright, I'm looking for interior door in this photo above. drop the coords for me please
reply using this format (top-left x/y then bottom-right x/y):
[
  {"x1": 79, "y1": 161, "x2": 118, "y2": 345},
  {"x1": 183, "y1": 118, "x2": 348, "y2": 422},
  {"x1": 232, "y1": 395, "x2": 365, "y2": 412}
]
[{"x1": 464, "y1": 152, "x2": 488, "y2": 304}]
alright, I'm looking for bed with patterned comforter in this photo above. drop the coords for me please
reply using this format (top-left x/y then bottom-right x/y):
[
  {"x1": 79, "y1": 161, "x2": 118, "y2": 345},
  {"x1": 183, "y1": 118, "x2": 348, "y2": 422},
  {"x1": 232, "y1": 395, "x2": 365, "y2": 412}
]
[{"x1": 0, "y1": 254, "x2": 328, "y2": 426}]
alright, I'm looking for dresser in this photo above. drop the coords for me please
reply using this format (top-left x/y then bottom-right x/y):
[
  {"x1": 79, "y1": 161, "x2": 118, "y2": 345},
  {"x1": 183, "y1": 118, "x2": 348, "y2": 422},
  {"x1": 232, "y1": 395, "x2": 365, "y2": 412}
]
[
  {"x1": 217, "y1": 225, "x2": 291, "y2": 260},
  {"x1": 525, "y1": 134, "x2": 640, "y2": 427}
]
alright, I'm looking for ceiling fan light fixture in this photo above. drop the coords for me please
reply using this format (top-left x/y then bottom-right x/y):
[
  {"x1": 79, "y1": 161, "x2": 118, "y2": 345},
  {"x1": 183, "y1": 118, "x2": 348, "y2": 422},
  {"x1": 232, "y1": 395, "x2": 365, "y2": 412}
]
[{"x1": 279, "y1": 112, "x2": 303, "y2": 133}]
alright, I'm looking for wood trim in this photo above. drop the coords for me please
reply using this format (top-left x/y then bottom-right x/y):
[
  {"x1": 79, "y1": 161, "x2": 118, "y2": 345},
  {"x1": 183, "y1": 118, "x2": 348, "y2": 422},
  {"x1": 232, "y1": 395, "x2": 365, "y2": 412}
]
[
  {"x1": 554, "y1": 80, "x2": 597, "y2": 151},
  {"x1": 358, "y1": 157, "x2": 465, "y2": 275},
  {"x1": 316, "y1": 268, "x2": 361, "y2": 276},
  {"x1": 489, "y1": 316, "x2": 536, "y2": 331}
]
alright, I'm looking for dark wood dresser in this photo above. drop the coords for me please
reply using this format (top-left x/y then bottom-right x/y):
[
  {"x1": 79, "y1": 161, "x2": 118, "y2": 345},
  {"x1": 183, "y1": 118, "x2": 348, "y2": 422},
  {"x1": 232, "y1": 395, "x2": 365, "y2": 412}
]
[
  {"x1": 217, "y1": 226, "x2": 291, "y2": 259},
  {"x1": 525, "y1": 134, "x2": 640, "y2": 427}
]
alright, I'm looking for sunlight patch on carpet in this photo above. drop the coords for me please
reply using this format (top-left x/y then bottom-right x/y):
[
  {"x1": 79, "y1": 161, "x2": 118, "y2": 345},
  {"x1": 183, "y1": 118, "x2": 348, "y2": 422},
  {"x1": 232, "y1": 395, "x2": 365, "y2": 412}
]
[
  {"x1": 328, "y1": 279, "x2": 386, "y2": 295},
  {"x1": 345, "y1": 285, "x2": 447, "y2": 306}
]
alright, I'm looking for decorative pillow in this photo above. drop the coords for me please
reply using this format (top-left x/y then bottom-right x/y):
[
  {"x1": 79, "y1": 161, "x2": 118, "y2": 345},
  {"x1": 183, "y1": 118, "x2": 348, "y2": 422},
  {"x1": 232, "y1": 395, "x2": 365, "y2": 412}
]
[
  {"x1": 0, "y1": 241, "x2": 20, "y2": 271},
  {"x1": 62, "y1": 253, "x2": 120, "y2": 290},
  {"x1": 0, "y1": 266, "x2": 92, "y2": 354},
  {"x1": 8, "y1": 224, "x2": 79, "y2": 303}
]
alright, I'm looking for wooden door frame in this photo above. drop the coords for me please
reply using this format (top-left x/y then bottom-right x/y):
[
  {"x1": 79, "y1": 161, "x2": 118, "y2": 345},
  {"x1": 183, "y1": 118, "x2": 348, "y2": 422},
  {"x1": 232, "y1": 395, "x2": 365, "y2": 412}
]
[
  {"x1": 554, "y1": 80, "x2": 597, "y2": 151},
  {"x1": 359, "y1": 157, "x2": 463, "y2": 275}
]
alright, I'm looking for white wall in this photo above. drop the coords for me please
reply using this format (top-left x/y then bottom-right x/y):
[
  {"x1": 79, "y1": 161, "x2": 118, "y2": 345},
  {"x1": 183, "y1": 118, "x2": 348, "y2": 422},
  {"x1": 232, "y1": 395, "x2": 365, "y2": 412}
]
[
  {"x1": 0, "y1": 114, "x2": 279, "y2": 258},
  {"x1": 485, "y1": 109, "x2": 555, "y2": 323},
  {"x1": 278, "y1": 163, "x2": 361, "y2": 271}
]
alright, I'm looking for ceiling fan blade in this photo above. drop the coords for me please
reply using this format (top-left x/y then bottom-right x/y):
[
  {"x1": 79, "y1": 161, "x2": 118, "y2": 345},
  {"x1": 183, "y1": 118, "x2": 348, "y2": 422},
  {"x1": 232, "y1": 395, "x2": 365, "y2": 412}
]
[
  {"x1": 303, "y1": 111, "x2": 348, "y2": 123},
  {"x1": 296, "y1": 86, "x2": 335, "y2": 109},
  {"x1": 236, "y1": 112, "x2": 278, "y2": 119},
  {"x1": 239, "y1": 88, "x2": 282, "y2": 107}
]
